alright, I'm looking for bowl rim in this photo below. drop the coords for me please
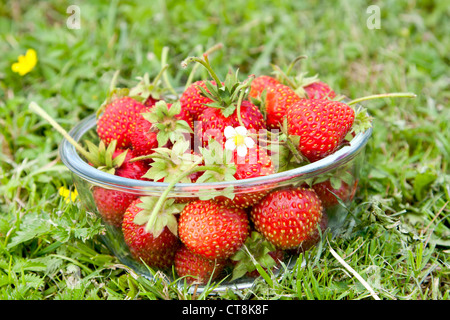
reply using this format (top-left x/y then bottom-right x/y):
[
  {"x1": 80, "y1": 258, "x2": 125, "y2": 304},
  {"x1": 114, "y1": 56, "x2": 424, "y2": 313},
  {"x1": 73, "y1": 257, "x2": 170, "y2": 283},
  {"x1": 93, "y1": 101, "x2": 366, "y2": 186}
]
[{"x1": 59, "y1": 112, "x2": 372, "y2": 194}]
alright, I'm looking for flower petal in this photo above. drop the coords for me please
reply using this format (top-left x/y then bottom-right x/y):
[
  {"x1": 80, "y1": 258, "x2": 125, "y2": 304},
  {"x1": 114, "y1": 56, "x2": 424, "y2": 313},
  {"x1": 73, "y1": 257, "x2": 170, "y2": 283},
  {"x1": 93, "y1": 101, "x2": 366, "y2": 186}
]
[
  {"x1": 244, "y1": 137, "x2": 255, "y2": 149},
  {"x1": 224, "y1": 126, "x2": 236, "y2": 139},
  {"x1": 225, "y1": 139, "x2": 236, "y2": 151},
  {"x1": 235, "y1": 126, "x2": 248, "y2": 136},
  {"x1": 237, "y1": 144, "x2": 248, "y2": 157}
]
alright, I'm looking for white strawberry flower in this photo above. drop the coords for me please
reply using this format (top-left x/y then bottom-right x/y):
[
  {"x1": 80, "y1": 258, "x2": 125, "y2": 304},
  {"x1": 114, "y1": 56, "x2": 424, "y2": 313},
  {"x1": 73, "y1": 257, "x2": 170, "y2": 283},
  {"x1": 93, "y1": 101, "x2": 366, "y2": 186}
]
[{"x1": 224, "y1": 125, "x2": 256, "y2": 157}]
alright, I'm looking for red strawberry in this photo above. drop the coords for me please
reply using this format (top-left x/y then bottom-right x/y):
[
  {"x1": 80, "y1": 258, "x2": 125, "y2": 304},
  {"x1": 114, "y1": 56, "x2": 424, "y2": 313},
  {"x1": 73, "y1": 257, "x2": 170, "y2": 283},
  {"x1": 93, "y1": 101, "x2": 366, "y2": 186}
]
[
  {"x1": 128, "y1": 107, "x2": 158, "y2": 157},
  {"x1": 312, "y1": 179, "x2": 358, "y2": 209},
  {"x1": 286, "y1": 99, "x2": 355, "y2": 162},
  {"x1": 250, "y1": 187, "x2": 324, "y2": 250},
  {"x1": 143, "y1": 95, "x2": 160, "y2": 108},
  {"x1": 178, "y1": 200, "x2": 249, "y2": 260},
  {"x1": 183, "y1": 55, "x2": 266, "y2": 148},
  {"x1": 129, "y1": 101, "x2": 194, "y2": 158},
  {"x1": 248, "y1": 75, "x2": 280, "y2": 99},
  {"x1": 179, "y1": 80, "x2": 215, "y2": 121},
  {"x1": 122, "y1": 197, "x2": 181, "y2": 270},
  {"x1": 195, "y1": 100, "x2": 265, "y2": 147},
  {"x1": 92, "y1": 188, "x2": 136, "y2": 228},
  {"x1": 304, "y1": 81, "x2": 336, "y2": 100},
  {"x1": 290, "y1": 211, "x2": 329, "y2": 254},
  {"x1": 92, "y1": 148, "x2": 149, "y2": 227},
  {"x1": 217, "y1": 144, "x2": 275, "y2": 209},
  {"x1": 112, "y1": 148, "x2": 150, "y2": 180},
  {"x1": 263, "y1": 83, "x2": 302, "y2": 130},
  {"x1": 174, "y1": 245, "x2": 227, "y2": 284},
  {"x1": 96, "y1": 96, "x2": 147, "y2": 149}
]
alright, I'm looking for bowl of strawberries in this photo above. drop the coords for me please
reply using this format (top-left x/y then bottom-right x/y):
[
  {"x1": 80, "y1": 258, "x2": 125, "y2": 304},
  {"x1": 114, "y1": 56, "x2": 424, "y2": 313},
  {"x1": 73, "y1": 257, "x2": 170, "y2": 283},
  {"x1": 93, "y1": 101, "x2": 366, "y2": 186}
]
[{"x1": 44, "y1": 51, "x2": 380, "y2": 292}]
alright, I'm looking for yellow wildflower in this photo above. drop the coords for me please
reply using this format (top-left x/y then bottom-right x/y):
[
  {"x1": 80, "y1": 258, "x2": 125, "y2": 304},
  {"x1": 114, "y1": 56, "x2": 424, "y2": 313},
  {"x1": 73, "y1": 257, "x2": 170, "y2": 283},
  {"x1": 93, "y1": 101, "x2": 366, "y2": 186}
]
[
  {"x1": 59, "y1": 187, "x2": 78, "y2": 203},
  {"x1": 11, "y1": 49, "x2": 37, "y2": 76}
]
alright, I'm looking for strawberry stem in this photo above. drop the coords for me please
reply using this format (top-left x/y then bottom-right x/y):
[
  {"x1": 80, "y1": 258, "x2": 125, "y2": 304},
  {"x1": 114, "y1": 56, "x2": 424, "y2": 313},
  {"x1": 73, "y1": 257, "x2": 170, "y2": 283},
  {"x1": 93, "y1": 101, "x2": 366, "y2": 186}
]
[
  {"x1": 347, "y1": 92, "x2": 417, "y2": 106},
  {"x1": 182, "y1": 56, "x2": 223, "y2": 90},
  {"x1": 29, "y1": 102, "x2": 93, "y2": 161},
  {"x1": 184, "y1": 43, "x2": 223, "y2": 90},
  {"x1": 285, "y1": 55, "x2": 308, "y2": 77}
]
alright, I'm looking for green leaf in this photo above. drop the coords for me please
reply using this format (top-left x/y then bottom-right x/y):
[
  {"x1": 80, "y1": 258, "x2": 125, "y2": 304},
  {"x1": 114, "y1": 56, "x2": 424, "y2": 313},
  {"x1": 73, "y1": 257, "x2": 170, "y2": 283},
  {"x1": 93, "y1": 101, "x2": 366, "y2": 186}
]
[{"x1": 414, "y1": 168, "x2": 438, "y2": 201}]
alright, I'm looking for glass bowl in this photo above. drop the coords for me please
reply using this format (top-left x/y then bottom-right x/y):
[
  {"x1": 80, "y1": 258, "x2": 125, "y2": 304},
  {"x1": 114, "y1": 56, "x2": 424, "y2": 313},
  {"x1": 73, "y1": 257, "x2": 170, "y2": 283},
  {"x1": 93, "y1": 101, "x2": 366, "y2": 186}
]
[{"x1": 59, "y1": 112, "x2": 372, "y2": 293}]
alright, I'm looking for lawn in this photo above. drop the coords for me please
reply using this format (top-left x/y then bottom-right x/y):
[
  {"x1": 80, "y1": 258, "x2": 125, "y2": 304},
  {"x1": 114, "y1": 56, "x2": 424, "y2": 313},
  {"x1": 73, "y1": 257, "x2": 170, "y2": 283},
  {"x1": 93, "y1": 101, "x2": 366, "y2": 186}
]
[{"x1": 0, "y1": 0, "x2": 448, "y2": 301}]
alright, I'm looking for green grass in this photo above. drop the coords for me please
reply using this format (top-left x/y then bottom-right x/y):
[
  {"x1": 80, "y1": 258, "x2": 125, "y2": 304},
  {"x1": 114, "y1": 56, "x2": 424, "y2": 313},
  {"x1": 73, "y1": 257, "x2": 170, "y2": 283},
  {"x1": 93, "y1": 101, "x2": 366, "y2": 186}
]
[{"x1": 0, "y1": 0, "x2": 449, "y2": 300}]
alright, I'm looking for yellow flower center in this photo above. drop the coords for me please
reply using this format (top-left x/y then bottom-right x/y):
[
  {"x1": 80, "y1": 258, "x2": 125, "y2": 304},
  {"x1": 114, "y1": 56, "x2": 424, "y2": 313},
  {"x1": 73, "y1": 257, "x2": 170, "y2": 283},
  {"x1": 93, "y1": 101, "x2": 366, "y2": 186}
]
[{"x1": 233, "y1": 134, "x2": 245, "y2": 146}]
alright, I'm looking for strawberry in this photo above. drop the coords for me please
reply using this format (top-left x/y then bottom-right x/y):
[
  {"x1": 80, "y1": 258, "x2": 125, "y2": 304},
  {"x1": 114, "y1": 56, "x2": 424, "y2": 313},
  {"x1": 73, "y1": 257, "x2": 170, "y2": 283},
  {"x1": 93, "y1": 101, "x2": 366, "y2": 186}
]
[
  {"x1": 122, "y1": 197, "x2": 181, "y2": 270},
  {"x1": 174, "y1": 245, "x2": 227, "y2": 284},
  {"x1": 263, "y1": 83, "x2": 302, "y2": 130},
  {"x1": 312, "y1": 179, "x2": 358, "y2": 209},
  {"x1": 90, "y1": 146, "x2": 149, "y2": 228},
  {"x1": 248, "y1": 75, "x2": 280, "y2": 99},
  {"x1": 127, "y1": 106, "x2": 158, "y2": 158},
  {"x1": 128, "y1": 101, "x2": 193, "y2": 158},
  {"x1": 96, "y1": 96, "x2": 147, "y2": 149},
  {"x1": 178, "y1": 199, "x2": 249, "y2": 260},
  {"x1": 179, "y1": 80, "x2": 216, "y2": 121},
  {"x1": 216, "y1": 144, "x2": 275, "y2": 209},
  {"x1": 286, "y1": 99, "x2": 355, "y2": 162},
  {"x1": 290, "y1": 211, "x2": 329, "y2": 254},
  {"x1": 96, "y1": 65, "x2": 177, "y2": 150},
  {"x1": 195, "y1": 100, "x2": 265, "y2": 147},
  {"x1": 303, "y1": 81, "x2": 336, "y2": 100},
  {"x1": 92, "y1": 187, "x2": 137, "y2": 228},
  {"x1": 182, "y1": 55, "x2": 266, "y2": 148},
  {"x1": 250, "y1": 187, "x2": 324, "y2": 250}
]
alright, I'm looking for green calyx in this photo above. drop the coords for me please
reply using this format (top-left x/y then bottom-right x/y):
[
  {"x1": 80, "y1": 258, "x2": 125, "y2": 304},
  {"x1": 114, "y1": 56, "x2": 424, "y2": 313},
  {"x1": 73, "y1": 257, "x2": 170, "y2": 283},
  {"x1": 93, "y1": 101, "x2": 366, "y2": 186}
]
[
  {"x1": 134, "y1": 196, "x2": 185, "y2": 238},
  {"x1": 96, "y1": 57, "x2": 175, "y2": 118},
  {"x1": 142, "y1": 100, "x2": 193, "y2": 147},
  {"x1": 182, "y1": 54, "x2": 254, "y2": 117},
  {"x1": 138, "y1": 138, "x2": 239, "y2": 237},
  {"x1": 270, "y1": 55, "x2": 320, "y2": 98},
  {"x1": 231, "y1": 231, "x2": 280, "y2": 281},
  {"x1": 128, "y1": 65, "x2": 169, "y2": 102},
  {"x1": 83, "y1": 139, "x2": 128, "y2": 174},
  {"x1": 141, "y1": 139, "x2": 202, "y2": 183}
]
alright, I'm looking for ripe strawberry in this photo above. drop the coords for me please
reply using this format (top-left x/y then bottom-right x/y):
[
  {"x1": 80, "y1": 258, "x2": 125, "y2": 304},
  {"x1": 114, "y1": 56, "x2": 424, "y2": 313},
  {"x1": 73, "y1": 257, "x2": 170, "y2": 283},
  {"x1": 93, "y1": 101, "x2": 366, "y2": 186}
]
[
  {"x1": 312, "y1": 179, "x2": 358, "y2": 209},
  {"x1": 290, "y1": 211, "x2": 329, "y2": 254},
  {"x1": 128, "y1": 106, "x2": 158, "y2": 157},
  {"x1": 183, "y1": 55, "x2": 266, "y2": 148},
  {"x1": 195, "y1": 100, "x2": 265, "y2": 147},
  {"x1": 286, "y1": 99, "x2": 355, "y2": 162},
  {"x1": 122, "y1": 197, "x2": 181, "y2": 270},
  {"x1": 96, "y1": 96, "x2": 147, "y2": 149},
  {"x1": 178, "y1": 199, "x2": 249, "y2": 260},
  {"x1": 91, "y1": 147, "x2": 149, "y2": 228},
  {"x1": 250, "y1": 187, "x2": 324, "y2": 250},
  {"x1": 263, "y1": 83, "x2": 302, "y2": 130},
  {"x1": 92, "y1": 188, "x2": 137, "y2": 228},
  {"x1": 129, "y1": 101, "x2": 195, "y2": 159},
  {"x1": 303, "y1": 81, "x2": 336, "y2": 100},
  {"x1": 248, "y1": 75, "x2": 280, "y2": 99},
  {"x1": 217, "y1": 144, "x2": 275, "y2": 209},
  {"x1": 179, "y1": 80, "x2": 216, "y2": 121},
  {"x1": 174, "y1": 245, "x2": 227, "y2": 284}
]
